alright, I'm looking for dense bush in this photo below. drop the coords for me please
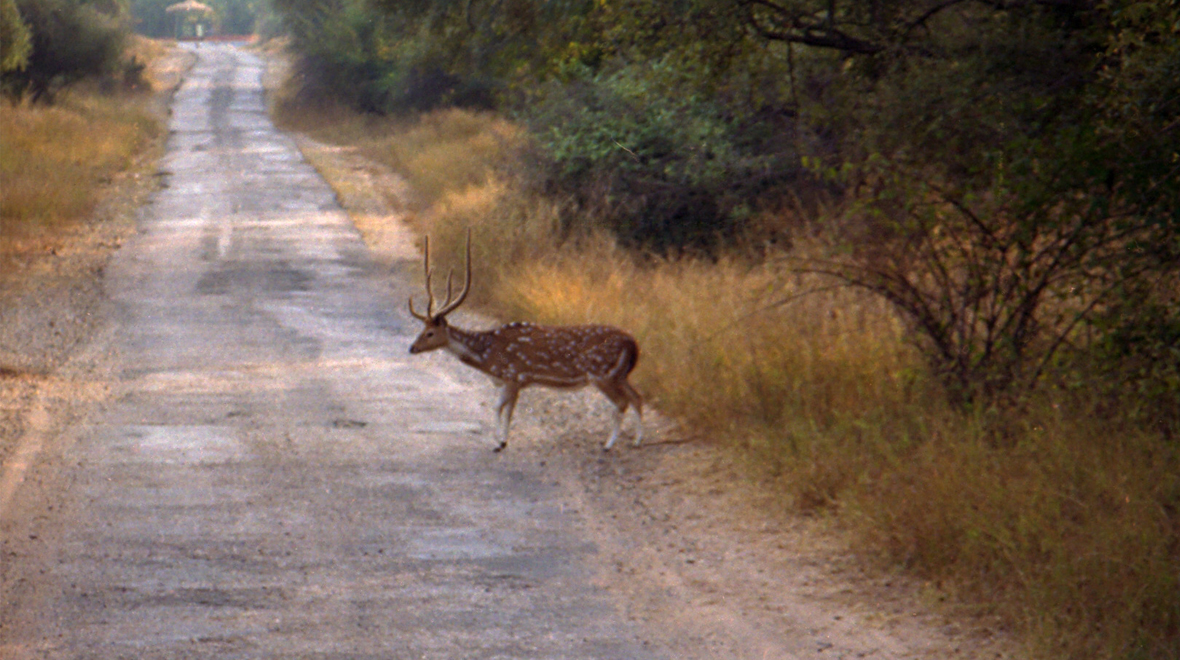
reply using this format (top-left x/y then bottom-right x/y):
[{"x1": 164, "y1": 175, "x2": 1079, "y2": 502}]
[
  {"x1": 0, "y1": 0, "x2": 32, "y2": 73},
  {"x1": 525, "y1": 64, "x2": 801, "y2": 249},
  {"x1": 273, "y1": 0, "x2": 505, "y2": 113},
  {"x1": 797, "y1": 0, "x2": 1180, "y2": 418},
  {"x1": 1, "y1": 0, "x2": 130, "y2": 101}
]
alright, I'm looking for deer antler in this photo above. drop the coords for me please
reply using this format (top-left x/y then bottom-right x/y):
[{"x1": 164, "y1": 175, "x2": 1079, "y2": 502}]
[
  {"x1": 432, "y1": 230, "x2": 471, "y2": 318},
  {"x1": 407, "y1": 230, "x2": 472, "y2": 321},
  {"x1": 408, "y1": 235, "x2": 435, "y2": 321}
]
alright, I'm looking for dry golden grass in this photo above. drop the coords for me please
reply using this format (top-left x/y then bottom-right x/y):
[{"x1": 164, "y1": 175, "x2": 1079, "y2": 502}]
[
  {"x1": 281, "y1": 99, "x2": 1180, "y2": 660},
  {"x1": 852, "y1": 412, "x2": 1180, "y2": 660},
  {"x1": 1, "y1": 71, "x2": 161, "y2": 268}
]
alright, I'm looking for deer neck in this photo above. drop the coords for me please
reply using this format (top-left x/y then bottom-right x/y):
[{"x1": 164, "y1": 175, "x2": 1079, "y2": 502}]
[{"x1": 443, "y1": 324, "x2": 496, "y2": 369}]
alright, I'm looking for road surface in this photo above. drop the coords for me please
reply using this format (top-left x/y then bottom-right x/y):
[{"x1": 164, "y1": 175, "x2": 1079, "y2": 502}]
[{"x1": 0, "y1": 44, "x2": 661, "y2": 659}]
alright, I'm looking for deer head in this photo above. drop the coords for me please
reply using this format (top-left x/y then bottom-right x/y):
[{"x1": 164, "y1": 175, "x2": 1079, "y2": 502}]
[{"x1": 408, "y1": 231, "x2": 471, "y2": 354}]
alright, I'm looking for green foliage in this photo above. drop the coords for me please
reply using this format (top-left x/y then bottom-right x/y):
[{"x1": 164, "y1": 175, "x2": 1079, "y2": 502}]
[
  {"x1": 276, "y1": 0, "x2": 395, "y2": 111},
  {"x1": 793, "y1": 0, "x2": 1180, "y2": 417},
  {"x1": 526, "y1": 62, "x2": 801, "y2": 249},
  {"x1": 1, "y1": 0, "x2": 131, "y2": 101},
  {"x1": 215, "y1": 0, "x2": 260, "y2": 33},
  {"x1": 271, "y1": 0, "x2": 810, "y2": 248},
  {"x1": 1090, "y1": 293, "x2": 1180, "y2": 439},
  {"x1": 129, "y1": 0, "x2": 177, "y2": 36},
  {"x1": 1091, "y1": 0, "x2": 1180, "y2": 236},
  {"x1": 0, "y1": 0, "x2": 32, "y2": 73},
  {"x1": 272, "y1": 0, "x2": 603, "y2": 113}
]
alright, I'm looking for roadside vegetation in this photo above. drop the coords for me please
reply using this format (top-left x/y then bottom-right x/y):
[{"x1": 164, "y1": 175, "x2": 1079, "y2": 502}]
[
  {"x1": 277, "y1": 99, "x2": 1178, "y2": 660},
  {"x1": 1, "y1": 1, "x2": 168, "y2": 274},
  {"x1": 269, "y1": 0, "x2": 1180, "y2": 656}
]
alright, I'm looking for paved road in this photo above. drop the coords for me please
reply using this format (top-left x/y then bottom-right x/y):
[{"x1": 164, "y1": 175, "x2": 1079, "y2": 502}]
[{"x1": 1, "y1": 44, "x2": 661, "y2": 659}]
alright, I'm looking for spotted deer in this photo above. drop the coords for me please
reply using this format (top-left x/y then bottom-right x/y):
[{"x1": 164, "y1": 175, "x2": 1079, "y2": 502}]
[{"x1": 407, "y1": 233, "x2": 643, "y2": 452}]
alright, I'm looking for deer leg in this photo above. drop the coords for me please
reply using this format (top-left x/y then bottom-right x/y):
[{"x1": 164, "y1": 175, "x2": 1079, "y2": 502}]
[
  {"x1": 493, "y1": 383, "x2": 519, "y2": 452},
  {"x1": 621, "y1": 380, "x2": 644, "y2": 446},
  {"x1": 596, "y1": 382, "x2": 631, "y2": 451},
  {"x1": 605, "y1": 405, "x2": 625, "y2": 451}
]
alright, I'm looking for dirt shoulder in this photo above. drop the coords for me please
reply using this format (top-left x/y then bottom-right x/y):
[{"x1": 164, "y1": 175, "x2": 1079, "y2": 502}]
[{"x1": 294, "y1": 136, "x2": 1020, "y2": 659}]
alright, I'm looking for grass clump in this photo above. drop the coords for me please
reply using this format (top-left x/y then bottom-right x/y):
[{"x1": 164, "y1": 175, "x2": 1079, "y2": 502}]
[
  {"x1": 1, "y1": 59, "x2": 163, "y2": 269},
  {"x1": 852, "y1": 416, "x2": 1180, "y2": 660},
  {"x1": 1, "y1": 96, "x2": 154, "y2": 222},
  {"x1": 280, "y1": 98, "x2": 1180, "y2": 660}
]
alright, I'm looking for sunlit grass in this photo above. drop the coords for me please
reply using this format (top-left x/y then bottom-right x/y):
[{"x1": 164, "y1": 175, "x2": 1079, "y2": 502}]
[
  {"x1": 0, "y1": 85, "x2": 160, "y2": 261},
  {"x1": 356, "y1": 109, "x2": 520, "y2": 209},
  {"x1": 279, "y1": 97, "x2": 1180, "y2": 660}
]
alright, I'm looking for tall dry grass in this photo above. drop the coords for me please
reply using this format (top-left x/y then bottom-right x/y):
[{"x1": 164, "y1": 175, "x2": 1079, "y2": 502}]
[
  {"x1": 281, "y1": 100, "x2": 1180, "y2": 660},
  {"x1": 1, "y1": 83, "x2": 160, "y2": 263}
]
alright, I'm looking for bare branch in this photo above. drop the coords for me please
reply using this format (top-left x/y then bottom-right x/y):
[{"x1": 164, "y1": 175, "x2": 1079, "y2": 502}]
[
  {"x1": 742, "y1": 0, "x2": 886, "y2": 54},
  {"x1": 902, "y1": 0, "x2": 973, "y2": 38}
]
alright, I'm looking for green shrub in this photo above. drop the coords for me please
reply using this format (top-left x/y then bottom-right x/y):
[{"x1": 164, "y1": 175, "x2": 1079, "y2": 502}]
[
  {"x1": 525, "y1": 63, "x2": 802, "y2": 251},
  {"x1": 0, "y1": 0, "x2": 31, "y2": 73},
  {"x1": 2, "y1": 0, "x2": 129, "y2": 101}
]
